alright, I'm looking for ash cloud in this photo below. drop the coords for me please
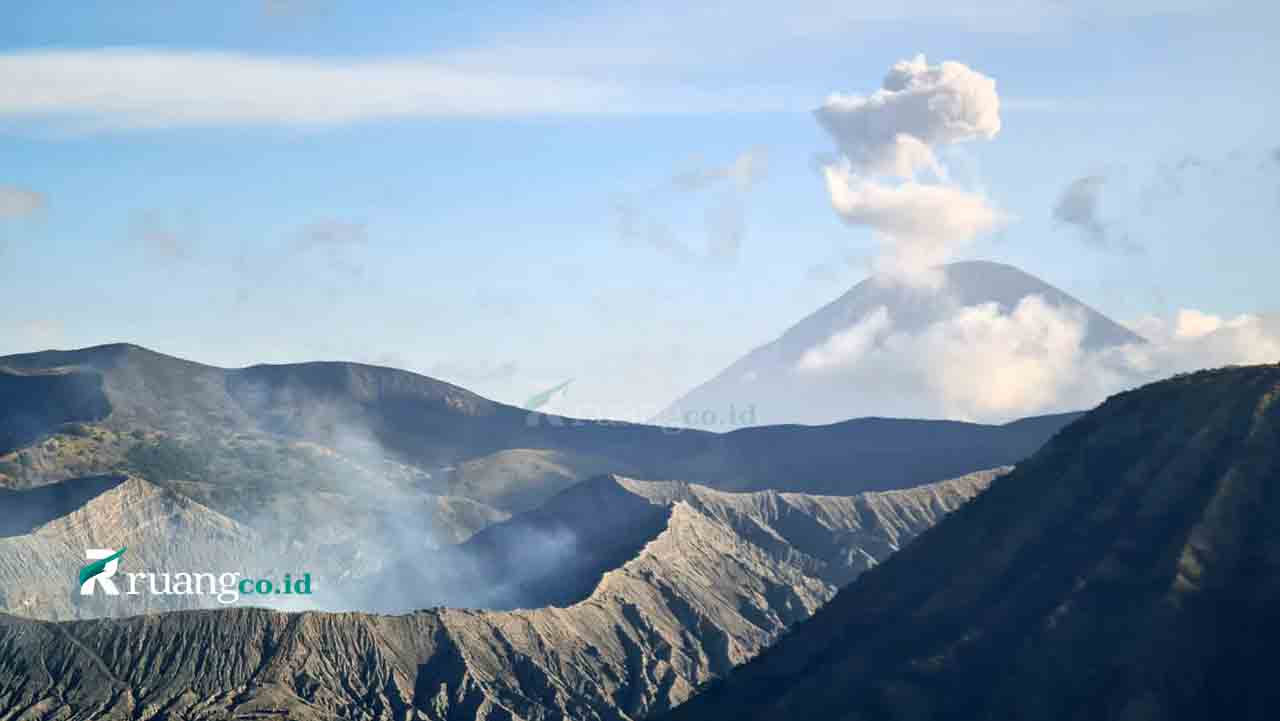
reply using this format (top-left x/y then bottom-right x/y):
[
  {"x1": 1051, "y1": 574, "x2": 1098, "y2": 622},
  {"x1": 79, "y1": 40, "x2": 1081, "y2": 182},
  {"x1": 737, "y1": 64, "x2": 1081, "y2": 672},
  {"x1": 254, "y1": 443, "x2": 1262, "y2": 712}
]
[
  {"x1": 614, "y1": 147, "x2": 767, "y2": 268},
  {"x1": 814, "y1": 55, "x2": 1007, "y2": 288},
  {"x1": 1053, "y1": 174, "x2": 1141, "y2": 253},
  {"x1": 815, "y1": 55, "x2": 1000, "y2": 179}
]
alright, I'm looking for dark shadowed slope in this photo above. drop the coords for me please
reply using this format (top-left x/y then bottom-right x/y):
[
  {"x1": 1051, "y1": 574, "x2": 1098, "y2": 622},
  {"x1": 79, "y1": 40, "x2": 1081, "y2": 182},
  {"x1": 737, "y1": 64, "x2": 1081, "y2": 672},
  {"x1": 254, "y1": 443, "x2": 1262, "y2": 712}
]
[
  {"x1": 666, "y1": 364, "x2": 1280, "y2": 721},
  {"x1": 0, "y1": 366, "x2": 110, "y2": 455},
  {"x1": 0, "y1": 343, "x2": 1077, "y2": 508},
  {"x1": 0, "y1": 474, "x2": 124, "y2": 538},
  {"x1": 661, "y1": 260, "x2": 1143, "y2": 428}
]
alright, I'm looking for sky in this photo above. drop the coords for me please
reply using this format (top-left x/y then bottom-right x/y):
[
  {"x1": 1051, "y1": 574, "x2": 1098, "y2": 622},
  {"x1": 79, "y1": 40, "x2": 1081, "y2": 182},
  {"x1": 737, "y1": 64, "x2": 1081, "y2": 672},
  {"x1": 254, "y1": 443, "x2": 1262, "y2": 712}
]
[{"x1": 1, "y1": 0, "x2": 1278, "y2": 423}]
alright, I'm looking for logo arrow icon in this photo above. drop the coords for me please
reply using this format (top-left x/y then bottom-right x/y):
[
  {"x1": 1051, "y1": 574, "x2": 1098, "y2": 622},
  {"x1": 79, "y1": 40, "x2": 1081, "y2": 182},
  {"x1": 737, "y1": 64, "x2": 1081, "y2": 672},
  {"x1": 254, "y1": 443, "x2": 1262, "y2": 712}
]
[{"x1": 79, "y1": 547, "x2": 126, "y2": 587}]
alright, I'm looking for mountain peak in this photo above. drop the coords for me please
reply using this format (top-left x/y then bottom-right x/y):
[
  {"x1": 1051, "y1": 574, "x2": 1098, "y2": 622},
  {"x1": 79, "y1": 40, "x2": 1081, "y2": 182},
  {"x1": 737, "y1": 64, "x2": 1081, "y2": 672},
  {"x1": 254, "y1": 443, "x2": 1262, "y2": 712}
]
[{"x1": 660, "y1": 261, "x2": 1141, "y2": 428}]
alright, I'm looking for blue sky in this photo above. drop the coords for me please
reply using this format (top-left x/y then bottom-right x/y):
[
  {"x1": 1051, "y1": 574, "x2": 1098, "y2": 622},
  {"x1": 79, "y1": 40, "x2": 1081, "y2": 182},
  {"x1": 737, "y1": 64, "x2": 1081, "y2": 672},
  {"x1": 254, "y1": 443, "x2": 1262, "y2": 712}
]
[{"x1": 1, "y1": 1, "x2": 1277, "y2": 421}]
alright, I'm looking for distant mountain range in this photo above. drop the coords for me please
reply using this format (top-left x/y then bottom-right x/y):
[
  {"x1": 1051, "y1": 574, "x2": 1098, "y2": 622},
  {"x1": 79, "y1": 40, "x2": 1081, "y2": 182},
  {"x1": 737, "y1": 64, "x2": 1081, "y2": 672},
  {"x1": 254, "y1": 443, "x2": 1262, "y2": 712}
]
[
  {"x1": 660, "y1": 260, "x2": 1143, "y2": 428},
  {"x1": 665, "y1": 363, "x2": 1280, "y2": 721},
  {"x1": 0, "y1": 342, "x2": 1077, "y2": 512}
]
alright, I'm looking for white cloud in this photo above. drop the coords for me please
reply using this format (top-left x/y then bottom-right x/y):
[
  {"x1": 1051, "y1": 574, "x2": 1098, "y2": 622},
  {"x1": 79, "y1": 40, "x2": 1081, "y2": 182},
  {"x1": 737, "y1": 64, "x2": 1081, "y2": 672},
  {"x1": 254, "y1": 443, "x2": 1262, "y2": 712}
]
[
  {"x1": 815, "y1": 55, "x2": 1007, "y2": 288},
  {"x1": 0, "y1": 49, "x2": 783, "y2": 131},
  {"x1": 822, "y1": 162, "x2": 1006, "y2": 288},
  {"x1": 0, "y1": 0, "x2": 1236, "y2": 133},
  {"x1": 823, "y1": 167, "x2": 1004, "y2": 244},
  {"x1": 437, "y1": 1, "x2": 1229, "y2": 78},
  {"x1": 900, "y1": 297, "x2": 1091, "y2": 419},
  {"x1": 795, "y1": 298, "x2": 1280, "y2": 422},
  {"x1": 1174, "y1": 308, "x2": 1228, "y2": 339},
  {"x1": 0, "y1": 185, "x2": 45, "y2": 218},
  {"x1": 1122, "y1": 311, "x2": 1280, "y2": 370},
  {"x1": 796, "y1": 296, "x2": 1094, "y2": 419}
]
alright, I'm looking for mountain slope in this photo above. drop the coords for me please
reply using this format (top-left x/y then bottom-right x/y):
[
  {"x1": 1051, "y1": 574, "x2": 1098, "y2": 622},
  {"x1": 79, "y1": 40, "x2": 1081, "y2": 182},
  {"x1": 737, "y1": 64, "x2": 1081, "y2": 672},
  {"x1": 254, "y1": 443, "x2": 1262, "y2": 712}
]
[
  {"x1": 665, "y1": 364, "x2": 1280, "y2": 721},
  {"x1": 0, "y1": 470, "x2": 1000, "y2": 720},
  {"x1": 661, "y1": 260, "x2": 1143, "y2": 427},
  {"x1": 0, "y1": 476, "x2": 261, "y2": 620},
  {"x1": 0, "y1": 343, "x2": 1075, "y2": 509},
  {"x1": 0, "y1": 475, "x2": 507, "y2": 620}
]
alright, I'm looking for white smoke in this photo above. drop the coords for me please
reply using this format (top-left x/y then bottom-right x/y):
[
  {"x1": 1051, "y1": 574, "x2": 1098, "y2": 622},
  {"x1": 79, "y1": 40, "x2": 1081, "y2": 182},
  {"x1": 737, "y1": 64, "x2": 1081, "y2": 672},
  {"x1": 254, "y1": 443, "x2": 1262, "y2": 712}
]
[
  {"x1": 797, "y1": 306, "x2": 892, "y2": 372},
  {"x1": 815, "y1": 55, "x2": 1006, "y2": 287}
]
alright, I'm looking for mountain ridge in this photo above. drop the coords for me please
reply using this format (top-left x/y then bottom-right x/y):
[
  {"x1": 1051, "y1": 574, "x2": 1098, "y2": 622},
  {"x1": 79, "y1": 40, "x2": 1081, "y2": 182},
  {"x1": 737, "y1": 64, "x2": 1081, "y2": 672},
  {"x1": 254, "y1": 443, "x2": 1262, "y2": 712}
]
[
  {"x1": 0, "y1": 342, "x2": 1079, "y2": 508},
  {"x1": 664, "y1": 363, "x2": 1280, "y2": 721},
  {"x1": 0, "y1": 469, "x2": 1001, "y2": 720}
]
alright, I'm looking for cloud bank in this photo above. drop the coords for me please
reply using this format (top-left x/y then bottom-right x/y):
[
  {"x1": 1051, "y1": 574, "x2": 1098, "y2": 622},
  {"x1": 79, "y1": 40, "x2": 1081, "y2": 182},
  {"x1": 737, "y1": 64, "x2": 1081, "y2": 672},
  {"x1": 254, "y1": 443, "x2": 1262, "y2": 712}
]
[
  {"x1": 815, "y1": 55, "x2": 1006, "y2": 287},
  {"x1": 0, "y1": 49, "x2": 788, "y2": 131},
  {"x1": 437, "y1": 0, "x2": 1231, "y2": 80},
  {"x1": 795, "y1": 297, "x2": 1280, "y2": 422}
]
